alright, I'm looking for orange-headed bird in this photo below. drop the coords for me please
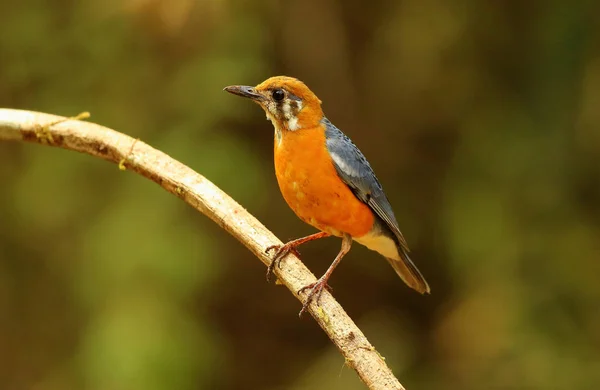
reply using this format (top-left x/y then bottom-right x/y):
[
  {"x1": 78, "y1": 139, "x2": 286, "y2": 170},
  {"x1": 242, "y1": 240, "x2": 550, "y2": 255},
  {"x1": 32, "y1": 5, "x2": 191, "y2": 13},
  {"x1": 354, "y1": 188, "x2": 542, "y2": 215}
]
[{"x1": 225, "y1": 76, "x2": 429, "y2": 316}]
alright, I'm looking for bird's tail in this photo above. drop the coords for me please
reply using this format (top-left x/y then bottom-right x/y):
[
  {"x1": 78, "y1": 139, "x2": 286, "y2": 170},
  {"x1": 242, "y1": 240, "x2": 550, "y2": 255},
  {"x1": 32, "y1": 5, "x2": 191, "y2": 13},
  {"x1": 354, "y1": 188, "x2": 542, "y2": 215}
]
[{"x1": 386, "y1": 248, "x2": 430, "y2": 294}]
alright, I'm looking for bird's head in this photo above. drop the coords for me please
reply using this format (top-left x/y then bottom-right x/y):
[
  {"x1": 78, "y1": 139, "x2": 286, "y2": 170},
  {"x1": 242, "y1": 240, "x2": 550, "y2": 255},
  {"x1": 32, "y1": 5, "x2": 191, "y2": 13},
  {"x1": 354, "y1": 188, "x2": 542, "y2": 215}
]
[{"x1": 224, "y1": 76, "x2": 324, "y2": 132}]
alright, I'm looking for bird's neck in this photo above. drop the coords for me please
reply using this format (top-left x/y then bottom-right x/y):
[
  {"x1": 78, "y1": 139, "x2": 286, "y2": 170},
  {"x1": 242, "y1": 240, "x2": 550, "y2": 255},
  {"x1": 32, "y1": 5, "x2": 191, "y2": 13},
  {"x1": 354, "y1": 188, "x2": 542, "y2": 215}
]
[
  {"x1": 272, "y1": 113, "x2": 324, "y2": 145},
  {"x1": 269, "y1": 103, "x2": 324, "y2": 145}
]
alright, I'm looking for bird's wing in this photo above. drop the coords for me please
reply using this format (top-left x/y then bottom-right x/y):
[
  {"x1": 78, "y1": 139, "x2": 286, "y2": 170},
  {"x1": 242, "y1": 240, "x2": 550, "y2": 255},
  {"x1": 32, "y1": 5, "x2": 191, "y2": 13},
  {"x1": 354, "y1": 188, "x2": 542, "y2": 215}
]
[
  {"x1": 322, "y1": 118, "x2": 409, "y2": 252},
  {"x1": 323, "y1": 118, "x2": 430, "y2": 294}
]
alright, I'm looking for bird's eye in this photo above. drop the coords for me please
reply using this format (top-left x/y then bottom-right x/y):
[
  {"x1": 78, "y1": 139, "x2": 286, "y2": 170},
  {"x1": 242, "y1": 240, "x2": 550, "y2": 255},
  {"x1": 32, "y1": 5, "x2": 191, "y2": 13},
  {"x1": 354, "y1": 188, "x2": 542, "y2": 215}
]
[{"x1": 272, "y1": 89, "x2": 285, "y2": 101}]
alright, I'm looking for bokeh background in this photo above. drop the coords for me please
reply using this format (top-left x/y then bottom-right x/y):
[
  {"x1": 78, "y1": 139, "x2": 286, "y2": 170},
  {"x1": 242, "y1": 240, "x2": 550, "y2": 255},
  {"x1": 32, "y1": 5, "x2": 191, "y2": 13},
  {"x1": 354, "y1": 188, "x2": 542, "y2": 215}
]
[{"x1": 1, "y1": 0, "x2": 599, "y2": 389}]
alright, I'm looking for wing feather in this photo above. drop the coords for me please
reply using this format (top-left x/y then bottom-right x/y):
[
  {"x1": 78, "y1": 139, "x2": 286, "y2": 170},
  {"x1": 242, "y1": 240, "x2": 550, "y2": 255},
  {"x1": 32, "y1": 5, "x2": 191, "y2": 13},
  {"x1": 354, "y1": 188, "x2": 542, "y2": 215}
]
[
  {"x1": 323, "y1": 118, "x2": 403, "y2": 242},
  {"x1": 323, "y1": 118, "x2": 430, "y2": 294}
]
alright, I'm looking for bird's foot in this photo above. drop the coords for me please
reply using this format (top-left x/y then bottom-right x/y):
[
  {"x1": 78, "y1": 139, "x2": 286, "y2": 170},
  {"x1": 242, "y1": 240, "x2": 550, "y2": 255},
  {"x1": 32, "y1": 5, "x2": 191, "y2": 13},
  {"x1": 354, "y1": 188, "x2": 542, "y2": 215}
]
[
  {"x1": 265, "y1": 243, "x2": 301, "y2": 282},
  {"x1": 297, "y1": 278, "x2": 333, "y2": 318}
]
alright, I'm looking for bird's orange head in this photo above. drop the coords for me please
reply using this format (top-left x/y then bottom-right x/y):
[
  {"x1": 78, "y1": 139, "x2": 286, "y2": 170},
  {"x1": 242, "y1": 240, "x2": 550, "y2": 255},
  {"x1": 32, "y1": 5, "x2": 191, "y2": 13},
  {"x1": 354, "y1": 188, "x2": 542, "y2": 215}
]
[{"x1": 224, "y1": 76, "x2": 324, "y2": 132}]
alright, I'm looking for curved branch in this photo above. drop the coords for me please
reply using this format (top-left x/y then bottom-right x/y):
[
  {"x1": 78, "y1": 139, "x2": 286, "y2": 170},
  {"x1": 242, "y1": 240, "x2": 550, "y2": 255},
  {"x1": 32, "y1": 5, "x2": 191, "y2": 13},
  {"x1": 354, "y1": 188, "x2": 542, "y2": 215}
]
[{"x1": 0, "y1": 108, "x2": 405, "y2": 390}]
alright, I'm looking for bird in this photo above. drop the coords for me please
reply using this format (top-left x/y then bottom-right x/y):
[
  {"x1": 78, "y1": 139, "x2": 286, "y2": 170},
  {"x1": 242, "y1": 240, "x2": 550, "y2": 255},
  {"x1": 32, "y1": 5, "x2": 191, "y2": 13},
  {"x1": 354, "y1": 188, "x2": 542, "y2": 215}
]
[{"x1": 224, "y1": 76, "x2": 429, "y2": 316}]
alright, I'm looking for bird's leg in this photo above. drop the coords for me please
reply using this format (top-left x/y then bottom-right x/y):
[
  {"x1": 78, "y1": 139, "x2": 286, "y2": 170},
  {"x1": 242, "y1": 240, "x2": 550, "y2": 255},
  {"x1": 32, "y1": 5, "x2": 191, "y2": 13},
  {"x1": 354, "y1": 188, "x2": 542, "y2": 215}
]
[
  {"x1": 265, "y1": 231, "x2": 330, "y2": 282},
  {"x1": 298, "y1": 233, "x2": 352, "y2": 318}
]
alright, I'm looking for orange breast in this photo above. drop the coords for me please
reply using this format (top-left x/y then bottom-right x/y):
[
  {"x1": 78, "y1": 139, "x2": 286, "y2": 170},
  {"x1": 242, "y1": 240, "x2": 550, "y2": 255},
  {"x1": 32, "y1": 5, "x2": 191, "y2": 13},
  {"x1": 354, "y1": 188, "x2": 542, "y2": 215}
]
[{"x1": 274, "y1": 126, "x2": 374, "y2": 237}]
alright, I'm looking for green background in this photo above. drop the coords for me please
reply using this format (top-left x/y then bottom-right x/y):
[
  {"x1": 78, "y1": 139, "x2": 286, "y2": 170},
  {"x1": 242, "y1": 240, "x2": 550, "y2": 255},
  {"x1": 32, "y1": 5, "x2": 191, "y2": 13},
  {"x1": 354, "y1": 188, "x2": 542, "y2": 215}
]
[{"x1": 1, "y1": 1, "x2": 599, "y2": 389}]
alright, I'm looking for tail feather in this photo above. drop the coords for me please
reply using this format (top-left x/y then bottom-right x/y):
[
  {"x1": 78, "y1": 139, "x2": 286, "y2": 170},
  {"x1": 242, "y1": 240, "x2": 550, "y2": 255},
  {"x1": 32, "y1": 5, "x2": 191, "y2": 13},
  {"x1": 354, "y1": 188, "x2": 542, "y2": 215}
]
[
  {"x1": 387, "y1": 232, "x2": 430, "y2": 294},
  {"x1": 386, "y1": 251, "x2": 430, "y2": 294},
  {"x1": 354, "y1": 220, "x2": 430, "y2": 294}
]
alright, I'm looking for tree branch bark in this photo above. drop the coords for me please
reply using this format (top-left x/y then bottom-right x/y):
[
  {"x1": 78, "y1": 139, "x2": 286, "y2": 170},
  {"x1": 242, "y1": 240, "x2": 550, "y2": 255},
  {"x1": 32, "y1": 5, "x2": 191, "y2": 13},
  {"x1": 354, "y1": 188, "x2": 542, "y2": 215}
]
[{"x1": 0, "y1": 108, "x2": 405, "y2": 390}]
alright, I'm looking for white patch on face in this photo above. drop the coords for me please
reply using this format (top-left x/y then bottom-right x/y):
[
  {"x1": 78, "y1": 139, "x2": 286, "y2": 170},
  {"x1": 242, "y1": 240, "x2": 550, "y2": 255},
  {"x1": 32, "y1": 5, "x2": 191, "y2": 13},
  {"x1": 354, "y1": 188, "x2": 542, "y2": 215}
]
[
  {"x1": 267, "y1": 102, "x2": 276, "y2": 116},
  {"x1": 355, "y1": 232, "x2": 399, "y2": 260},
  {"x1": 288, "y1": 116, "x2": 300, "y2": 131},
  {"x1": 329, "y1": 152, "x2": 358, "y2": 176},
  {"x1": 264, "y1": 98, "x2": 303, "y2": 133},
  {"x1": 282, "y1": 102, "x2": 292, "y2": 119},
  {"x1": 282, "y1": 100, "x2": 302, "y2": 131}
]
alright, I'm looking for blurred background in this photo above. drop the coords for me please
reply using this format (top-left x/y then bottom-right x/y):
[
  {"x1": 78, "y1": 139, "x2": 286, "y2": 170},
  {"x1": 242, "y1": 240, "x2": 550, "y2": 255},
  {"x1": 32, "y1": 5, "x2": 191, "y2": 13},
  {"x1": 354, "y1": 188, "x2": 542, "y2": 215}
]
[{"x1": 1, "y1": 0, "x2": 599, "y2": 389}]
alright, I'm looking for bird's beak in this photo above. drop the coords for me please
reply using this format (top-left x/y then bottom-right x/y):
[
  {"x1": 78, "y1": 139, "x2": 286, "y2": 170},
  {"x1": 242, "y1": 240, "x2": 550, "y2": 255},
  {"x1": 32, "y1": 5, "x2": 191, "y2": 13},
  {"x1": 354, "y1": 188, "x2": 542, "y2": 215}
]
[{"x1": 223, "y1": 85, "x2": 265, "y2": 101}]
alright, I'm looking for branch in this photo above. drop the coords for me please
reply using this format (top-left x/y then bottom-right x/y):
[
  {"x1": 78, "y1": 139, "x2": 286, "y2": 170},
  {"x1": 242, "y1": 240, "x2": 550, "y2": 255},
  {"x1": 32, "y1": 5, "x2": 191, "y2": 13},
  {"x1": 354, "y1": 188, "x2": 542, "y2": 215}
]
[{"x1": 0, "y1": 108, "x2": 406, "y2": 390}]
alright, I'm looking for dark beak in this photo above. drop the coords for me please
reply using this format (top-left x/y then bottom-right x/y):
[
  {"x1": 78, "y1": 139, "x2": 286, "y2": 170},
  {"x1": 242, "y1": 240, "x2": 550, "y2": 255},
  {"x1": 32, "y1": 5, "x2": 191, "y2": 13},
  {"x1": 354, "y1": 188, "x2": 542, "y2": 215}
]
[{"x1": 223, "y1": 85, "x2": 264, "y2": 101}]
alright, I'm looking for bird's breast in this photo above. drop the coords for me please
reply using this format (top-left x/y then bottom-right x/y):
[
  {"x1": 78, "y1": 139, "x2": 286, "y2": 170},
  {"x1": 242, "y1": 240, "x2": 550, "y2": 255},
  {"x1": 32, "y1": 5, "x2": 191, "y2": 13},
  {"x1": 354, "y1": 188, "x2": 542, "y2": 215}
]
[{"x1": 273, "y1": 126, "x2": 374, "y2": 237}]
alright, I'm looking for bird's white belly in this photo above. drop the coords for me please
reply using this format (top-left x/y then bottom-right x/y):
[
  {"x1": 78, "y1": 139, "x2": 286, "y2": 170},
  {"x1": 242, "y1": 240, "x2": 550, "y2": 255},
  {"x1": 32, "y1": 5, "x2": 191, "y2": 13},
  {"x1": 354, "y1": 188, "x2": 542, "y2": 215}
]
[{"x1": 354, "y1": 231, "x2": 399, "y2": 260}]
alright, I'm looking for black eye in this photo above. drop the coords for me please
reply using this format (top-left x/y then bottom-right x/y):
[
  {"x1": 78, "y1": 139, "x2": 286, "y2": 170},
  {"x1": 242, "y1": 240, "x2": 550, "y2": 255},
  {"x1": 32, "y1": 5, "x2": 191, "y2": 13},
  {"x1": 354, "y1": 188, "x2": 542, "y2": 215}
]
[{"x1": 272, "y1": 89, "x2": 285, "y2": 101}]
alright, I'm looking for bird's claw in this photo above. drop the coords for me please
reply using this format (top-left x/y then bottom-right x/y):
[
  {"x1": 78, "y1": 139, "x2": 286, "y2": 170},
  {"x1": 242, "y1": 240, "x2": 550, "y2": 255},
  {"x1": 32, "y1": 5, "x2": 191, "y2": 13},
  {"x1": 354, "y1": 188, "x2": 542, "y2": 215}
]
[
  {"x1": 265, "y1": 243, "x2": 301, "y2": 282},
  {"x1": 297, "y1": 278, "x2": 333, "y2": 317}
]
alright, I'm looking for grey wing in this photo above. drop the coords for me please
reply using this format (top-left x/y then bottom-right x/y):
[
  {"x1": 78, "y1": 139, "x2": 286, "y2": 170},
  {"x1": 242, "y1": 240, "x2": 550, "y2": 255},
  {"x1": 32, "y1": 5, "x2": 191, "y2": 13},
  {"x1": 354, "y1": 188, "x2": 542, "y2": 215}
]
[
  {"x1": 322, "y1": 118, "x2": 409, "y2": 252},
  {"x1": 324, "y1": 119, "x2": 430, "y2": 294}
]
